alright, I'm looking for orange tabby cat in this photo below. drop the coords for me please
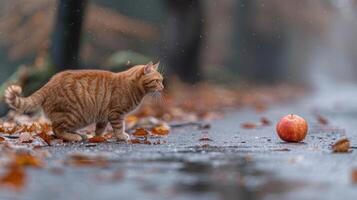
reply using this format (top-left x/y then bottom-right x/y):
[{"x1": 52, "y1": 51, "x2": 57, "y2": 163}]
[{"x1": 4, "y1": 62, "x2": 163, "y2": 142}]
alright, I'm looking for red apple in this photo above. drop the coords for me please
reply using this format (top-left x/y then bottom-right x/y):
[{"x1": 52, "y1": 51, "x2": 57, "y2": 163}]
[{"x1": 276, "y1": 114, "x2": 308, "y2": 142}]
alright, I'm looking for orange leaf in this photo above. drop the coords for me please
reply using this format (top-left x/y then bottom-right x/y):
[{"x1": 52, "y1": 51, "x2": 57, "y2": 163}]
[
  {"x1": 151, "y1": 125, "x2": 170, "y2": 136},
  {"x1": 13, "y1": 153, "x2": 43, "y2": 168},
  {"x1": 132, "y1": 128, "x2": 149, "y2": 137},
  {"x1": 143, "y1": 140, "x2": 152, "y2": 145},
  {"x1": 0, "y1": 126, "x2": 5, "y2": 133},
  {"x1": 37, "y1": 131, "x2": 52, "y2": 146},
  {"x1": 88, "y1": 136, "x2": 107, "y2": 143},
  {"x1": 153, "y1": 140, "x2": 162, "y2": 145},
  {"x1": 332, "y1": 138, "x2": 350, "y2": 153},
  {"x1": 0, "y1": 165, "x2": 26, "y2": 190},
  {"x1": 7, "y1": 126, "x2": 18, "y2": 134},
  {"x1": 128, "y1": 138, "x2": 141, "y2": 144},
  {"x1": 25, "y1": 123, "x2": 36, "y2": 132},
  {"x1": 316, "y1": 115, "x2": 328, "y2": 125},
  {"x1": 65, "y1": 153, "x2": 109, "y2": 167},
  {"x1": 260, "y1": 117, "x2": 271, "y2": 126},
  {"x1": 0, "y1": 136, "x2": 5, "y2": 142},
  {"x1": 241, "y1": 122, "x2": 257, "y2": 129},
  {"x1": 40, "y1": 123, "x2": 52, "y2": 133},
  {"x1": 352, "y1": 169, "x2": 357, "y2": 184}
]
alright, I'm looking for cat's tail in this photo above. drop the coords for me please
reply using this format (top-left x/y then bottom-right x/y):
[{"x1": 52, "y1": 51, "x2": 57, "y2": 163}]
[{"x1": 4, "y1": 85, "x2": 46, "y2": 113}]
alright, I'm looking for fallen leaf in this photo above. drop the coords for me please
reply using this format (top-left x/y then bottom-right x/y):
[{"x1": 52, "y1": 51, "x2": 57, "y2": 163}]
[
  {"x1": 0, "y1": 136, "x2": 5, "y2": 142},
  {"x1": 7, "y1": 126, "x2": 18, "y2": 135},
  {"x1": 260, "y1": 117, "x2": 271, "y2": 126},
  {"x1": 0, "y1": 165, "x2": 26, "y2": 190},
  {"x1": 352, "y1": 169, "x2": 357, "y2": 184},
  {"x1": 0, "y1": 126, "x2": 5, "y2": 133},
  {"x1": 24, "y1": 123, "x2": 36, "y2": 132},
  {"x1": 37, "y1": 131, "x2": 52, "y2": 146},
  {"x1": 143, "y1": 140, "x2": 152, "y2": 145},
  {"x1": 132, "y1": 128, "x2": 149, "y2": 137},
  {"x1": 96, "y1": 170, "x2": 124, "y2": 182},
  {"x1": 128, "y1": 139, "x2": 141, "y2": 144},
  {"x1": 332, "y1": 138, "x2": 350, "y2": 153},
  {"x1": 244, "y1": 155, "x2": 253, "y2": 162},
  {"x1": 151, "y1": 125, "x2": 170, "y2": 136},
  {"x1": 241, "y1": 122, "x2": 257, "y2": 129},
  {"x1": 13, "y1": 152, "x2": 43, "y2": 168},
  {"x1": 64, "y1": 153, "x2": 109, "y2": 168},
  {"x1": 153, "y1": 140, "x2": 161, "y2": 145},
  {"x1": 40, "y1": 123, "x2": 52, "y2": 133},
  {"x1": 316, "y1": 115, "x2": 328, "y2": 125},
  {"x1": 199, "y1": 137, "x2": 213, "y2": 141},
  {"x1": 88, "y1": 136, "x2": 107, "y2": 143}
]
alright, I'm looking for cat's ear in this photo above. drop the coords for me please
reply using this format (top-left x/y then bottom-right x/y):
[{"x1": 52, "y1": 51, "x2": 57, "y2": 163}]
[
  {"x1": 144, "y1": 61, "x2": 154, "y2": 74},
  {"x1": 152, "y1": 61, "x2": 160, "y2": 71}
]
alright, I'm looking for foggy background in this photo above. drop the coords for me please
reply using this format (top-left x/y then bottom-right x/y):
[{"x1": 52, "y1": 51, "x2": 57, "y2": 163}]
[{"x1": 0, "y1": 0, "x2": 356, "y2": 87}]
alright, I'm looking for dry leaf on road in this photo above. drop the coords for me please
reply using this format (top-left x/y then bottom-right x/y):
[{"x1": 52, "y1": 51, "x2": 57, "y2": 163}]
[
  {"x1": 151, "y1": 125, "x2": 170, "y2": 136},
  {"x1": 88, "y1": 136, "x2": 107, "y2": 143},
  {"x1": 332, "y1": 138, "x2": 350, "y2": 153},
  {"x1": 241, "y1": 122, "x2": 257, "y2": 129},
  {"x1": 132, "y1": 128, "x2": 149, "y2": 137},
  {"x1": 0, "y1": 165, "x2": 26, "y2": 190},
  {"x1": 260, "y1": 117, "x2": 271, "y2": 126},
  {"x1": 316, "y1": 115, "x2": 328, "y2": 125},
  {"x1": 352, "y1": 169, "x2": 357, "y2": 184}
]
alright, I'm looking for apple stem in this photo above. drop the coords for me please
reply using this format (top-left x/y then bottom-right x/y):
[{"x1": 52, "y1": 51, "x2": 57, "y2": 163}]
[{"x1": 290, "y1": 114, "x2": 293, "y2": 118}]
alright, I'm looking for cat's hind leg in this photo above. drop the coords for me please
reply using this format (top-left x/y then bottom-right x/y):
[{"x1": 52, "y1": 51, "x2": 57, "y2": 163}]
[
  {"x1": 51, "y1": 114, "x2": 85, "y2": 142},
  {"x1": 95, "y1": 121, "x2": 107, "y2": 136},
  {"x1": 54, "y1": 129, "x2": 84, "y2": 142}
]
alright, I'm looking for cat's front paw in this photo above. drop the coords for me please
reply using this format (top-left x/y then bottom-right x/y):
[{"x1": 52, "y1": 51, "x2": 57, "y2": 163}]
[{"x1": 115, "y1": 132, "x2": 130, "y2": 141}]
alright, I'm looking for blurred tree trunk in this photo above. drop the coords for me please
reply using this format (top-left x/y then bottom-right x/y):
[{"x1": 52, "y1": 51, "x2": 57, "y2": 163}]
[
  {"x1": 161, "y1": 0, "x2": 203, "y2": 83},
  {"x1": 50, "y1": 0, "x2": 87, "y2": 71}
]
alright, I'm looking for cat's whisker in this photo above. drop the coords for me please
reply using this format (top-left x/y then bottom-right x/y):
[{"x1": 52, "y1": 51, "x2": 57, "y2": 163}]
[
  {"x1": 161, "y1": 95, "x2": 167, "y2": 105},
  {"x1": 158, "y1": 92, "x2": 168, "y2": 105},
  {"x1": 150, "y1": 91, "x2": 162, "y2": 105},
  {"x1": 156, "y1": 95, "x2": 161, "y2": 105},
  {"x1": 159, "y1": 64, "x2": 166, "y2": 77},
  {"x1": 158, "y1": 94, "x2": 166, "y2": 106}
]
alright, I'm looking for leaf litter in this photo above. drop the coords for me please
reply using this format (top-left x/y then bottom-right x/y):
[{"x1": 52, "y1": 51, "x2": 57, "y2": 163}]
[
  {"x1": 0, "y1": 81, "x2": 307, "y2": 191},
  {"x1": 332, "y1": 138, "x2": 350, "y2": 153}
]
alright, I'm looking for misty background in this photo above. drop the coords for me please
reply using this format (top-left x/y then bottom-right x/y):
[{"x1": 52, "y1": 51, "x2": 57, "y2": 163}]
[{"x1": 0, "y1": 0, "x2": 356, "y2": 87}]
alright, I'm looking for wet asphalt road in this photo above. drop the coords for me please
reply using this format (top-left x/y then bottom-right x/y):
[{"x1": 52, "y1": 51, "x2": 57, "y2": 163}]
[{"x1": 1, "y1": 89, "x2": 357, "y2": 200}]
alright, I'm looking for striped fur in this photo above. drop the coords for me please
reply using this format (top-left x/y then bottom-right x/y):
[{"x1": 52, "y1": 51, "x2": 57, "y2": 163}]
[{"x1": 4, "y1": 62, "x2": 163, "y2": 142}]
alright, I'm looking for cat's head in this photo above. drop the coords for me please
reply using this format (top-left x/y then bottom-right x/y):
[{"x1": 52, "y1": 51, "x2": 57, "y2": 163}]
[{"x1": 130, "y1": 61, "x2": 164, "y2": 94}]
